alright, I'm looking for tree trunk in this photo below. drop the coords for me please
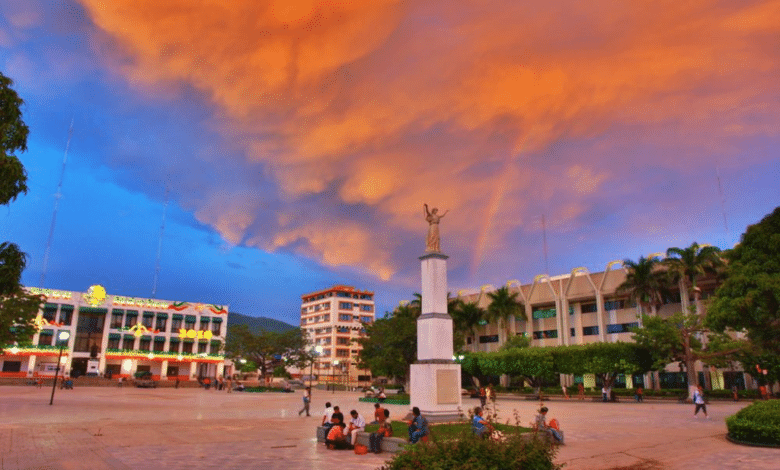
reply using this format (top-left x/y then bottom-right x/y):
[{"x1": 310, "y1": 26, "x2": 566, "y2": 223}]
[{"x1": 684, "y1": 334, "x2": 698, "y2": 399}]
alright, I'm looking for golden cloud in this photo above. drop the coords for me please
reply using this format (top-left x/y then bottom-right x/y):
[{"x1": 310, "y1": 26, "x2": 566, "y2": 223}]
[{"x1": 78, "y1": 0, "x2": 780, "y2": 280}]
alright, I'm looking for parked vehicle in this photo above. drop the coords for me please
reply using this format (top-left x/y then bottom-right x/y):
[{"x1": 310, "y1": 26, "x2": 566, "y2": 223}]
[{"x1": 134, "y1": 371, "x2": 157, "y2": 388}]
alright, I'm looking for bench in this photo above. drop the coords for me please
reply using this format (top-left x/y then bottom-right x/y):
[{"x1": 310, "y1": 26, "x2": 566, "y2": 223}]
[{"x1": 316, "y1": 426, "x2": 408, "y2": 453}]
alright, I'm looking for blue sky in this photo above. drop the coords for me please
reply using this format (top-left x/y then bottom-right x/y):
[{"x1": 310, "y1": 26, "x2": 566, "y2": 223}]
[{"x1": 1, "y1": 1, "x2": 778, "y2": 325}]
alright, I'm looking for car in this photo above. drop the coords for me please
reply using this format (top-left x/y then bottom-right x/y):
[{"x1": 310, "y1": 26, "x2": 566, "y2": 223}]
[{"x1": 133, "y1": 371, "x2": 157, "y2": 388}]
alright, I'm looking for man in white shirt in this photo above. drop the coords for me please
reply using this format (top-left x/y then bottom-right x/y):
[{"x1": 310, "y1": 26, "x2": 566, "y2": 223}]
[
  {"x1": 322, "y1": 402, "x2": 334, "y2": 430},
  {"x1": 347, "y1": 409, "x2": 366, "y2": 445}
]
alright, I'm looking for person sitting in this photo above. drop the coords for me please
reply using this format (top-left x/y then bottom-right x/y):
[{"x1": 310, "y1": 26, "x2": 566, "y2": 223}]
[
  {"x1": 534, "y1": 407, "x2": 564, "y2": 444},
  {"x1": 368, "y1": 409, "x2": 393, "y2": 453},
  {"x1": 371, "y1": 403, "x2": 386, "y2": 424},
  {"x1": 407, "y1": 407, "x2": 429, "y2": 444},
  {"x1": 322, "y1": 402, "x2": 335, "y2": 431},
  {"x1": 346, "y1": 409, "x2": 366, "y2": 445},
  {"x1": 472, "y1": 407, "x2": 494, "y2": 439},
  {"x1": 377, "y1": 387, "x2": 387, "y2": 403},
  {"x1": 235, "y1": 381, "x2": 245, "y2": 392},
  {"x1": 325, "y1": 422, "x2": 351, "y2": 450}
]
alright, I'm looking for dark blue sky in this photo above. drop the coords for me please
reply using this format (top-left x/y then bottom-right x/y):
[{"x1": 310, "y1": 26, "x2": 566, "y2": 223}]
[{"x1": 2, "y1": 1, "x2": 778, "y2": 325}]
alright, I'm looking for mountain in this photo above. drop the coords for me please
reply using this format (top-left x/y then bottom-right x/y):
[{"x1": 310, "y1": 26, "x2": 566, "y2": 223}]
[{"x1": 227, "y1": 311, "x2": 297, "y2": 334}]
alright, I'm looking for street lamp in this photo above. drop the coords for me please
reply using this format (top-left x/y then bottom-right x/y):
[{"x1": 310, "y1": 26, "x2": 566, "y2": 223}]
[
  {"x1": 50, "y1": 331, "x2": 71, "y2": 405},
  {"x1": 333, "y1": 360, "x2": 339, "y2": 394},
  {"x1": 309, "y1": 345, "x2": 323, "y2": 390}
]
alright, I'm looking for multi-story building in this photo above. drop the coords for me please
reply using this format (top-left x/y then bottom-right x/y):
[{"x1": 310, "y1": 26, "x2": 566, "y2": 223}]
[
  {"x1": 300, "y1": 285, "x2": 374, "y2": 386},
  {"x1": 456, "y1": 263, "x2": 745, "y2": 390},
  {"x1": 0, "y1": 286, "x2": 228, "y2": 382}
]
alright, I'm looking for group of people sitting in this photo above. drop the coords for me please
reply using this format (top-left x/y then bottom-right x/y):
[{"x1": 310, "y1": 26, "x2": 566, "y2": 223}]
[
  {"x1": 324, "y1": 402, "x2": 426, "y2": 453},
  {"x1": 472, "y1": 405, "x2": 564, "y2": 445}
]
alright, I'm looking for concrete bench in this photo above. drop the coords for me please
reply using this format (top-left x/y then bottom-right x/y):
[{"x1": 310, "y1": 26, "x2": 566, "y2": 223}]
[{"x1": 316, "y1": 426, "x2": 408, "y2": 453}]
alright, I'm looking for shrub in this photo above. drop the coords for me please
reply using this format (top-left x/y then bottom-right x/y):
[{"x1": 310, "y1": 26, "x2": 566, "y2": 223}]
[
  {"x1": 726, "y1": 400, "x2": 780, "y2": 446},
  {"x1": 379, "y1": 432, "x2": 560, "y2": 470}
]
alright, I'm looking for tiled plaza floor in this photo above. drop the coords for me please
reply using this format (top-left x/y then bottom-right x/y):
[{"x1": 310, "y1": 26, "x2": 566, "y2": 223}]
[{"x1": 0, "y1": 386, "x2": 777, "y2": 469}]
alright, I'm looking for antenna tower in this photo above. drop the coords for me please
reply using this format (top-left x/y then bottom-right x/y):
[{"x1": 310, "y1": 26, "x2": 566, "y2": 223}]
[
  {"x1": 39, "y1": 119, "x2": 73, "y2": 288},
  {"x1": 151, "y1": 185, "x2": 170, "y2": 297}
]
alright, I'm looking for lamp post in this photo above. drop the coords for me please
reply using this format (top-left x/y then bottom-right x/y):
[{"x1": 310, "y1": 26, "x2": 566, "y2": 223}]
[
  {"x1": 332, "y1": 360, "x2": 339, "y2": 394},
  {"x1": 309, "y1": 345, "x2": 323, "y2": 391},
  {"x1": 50, "y1": 330, "x2": 71, "y2": 405}
]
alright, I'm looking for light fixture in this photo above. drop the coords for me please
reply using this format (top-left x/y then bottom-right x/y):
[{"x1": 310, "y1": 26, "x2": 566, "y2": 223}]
[{"x1": 9, "y1": 346, "x2": 18, "y2": 355}]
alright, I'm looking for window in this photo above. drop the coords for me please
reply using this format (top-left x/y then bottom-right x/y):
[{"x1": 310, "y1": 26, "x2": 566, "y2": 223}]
[
  {"x1": 570, "y1": 328, "x2": 576, "y2": 337},
  {"x1": 479, "y1": 335, "x2": 499, "y2": 343},
  {"x1": 532, "y1": 305, "x2": 557, "y2": 319},
  {"x1": 107, "y1": 336, "x2": 120, "y2": 349},
  {"x1": 142, "y1": 313, "x2": 154, "y2": 328},
  {"x1": 211, "y1": 322, "x2": 221, "y2": 335},
  {"x1": 156, "y1": 317, "x2": 167, "y2": 332},
  {"x1": 606, "y1": 322, "x2": 639, "y2": 334},
  {"x1": 1, "y1": 361, "x2": 21, "y2": 372},
  {"x1": 122, "y1": 337, "x2": 135, "y2": 350},
  {"x1": 339, "y1": 314, "x2": 351, "y2": 322},
  {"x1": 532, "y1": 330, "x2": 558, "y2": 339},
  {"x1": 336, "y1": 326, "x2": 349, "y2": 333},
  {"x1": 580, "y1": 302, "x2": 598, "y2": 313},
  {"x1": 339, "y1": 302, "x2": 352, "y2": 310},
  {"x1": 182, "y1": 342, "x2": 193, "y2": 354},
  {"x1": 582, "y1": 326, "x2": 600, "y2": 336},
  {"x1": 198, "y1": 342, "x2": 207, "y2": 354},
  {"x1": 200, "y1": 320, "x2": 209, "y2": 330},
  {"x1": 168, "y1": 340, "x2": 180, "y2": 353},
  {"x1": 360, "y1": 316, "x2": 372, "y2": 323},
  {"x1": 337, "y1": 337, "x2": 350, "y2": 345},
  {"x1": 43, "y1": 304, "x2": 57, "y2": 322},
  {"x1": 171, "y1": 316, "x2": 182, "y2": 330},
  {"x1": 336, "y1": 349, "x2": 350, "y2": 357},
  {"x1": 139, "y1": 338, "x2": 151, "y2": 351},
  {"x1": 360, "y1": 304, "x2": 373, "y2": 312},
  {"x1": 604, "y1": 299, "x2": 633, "y2": 311},
  {"x1": 153, "y1": 339, "x2": 165, "y2": 352},
  {"x1": 59, "y1": 305, "x2": 73, "y2": 325},
  {"x1": 125, "y1": 312, "x2": 138, "y2": 328},
  {"x1": 322, "y1": 349, "x2": 331, "y2": 356},
  {"x1": 111, "y1": 311, "x2": 124, "y2": 328},
  {"x1": 184, "y1": 316, "x2": 196, "y2": 329},
  {"x1": 320, "y1": 303, "x2": 330, "y2": 310},
  {"x1": 323, "y1": 314, "x2": 330, "y2": 322},
  {"x1": 38, "y1": 331, "x2": 53, "y2": 346}
]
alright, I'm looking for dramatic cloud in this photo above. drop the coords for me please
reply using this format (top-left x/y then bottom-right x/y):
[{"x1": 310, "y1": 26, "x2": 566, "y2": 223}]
[{"x1": 75, "y1": 0, "x2": 780, "y2": 285}]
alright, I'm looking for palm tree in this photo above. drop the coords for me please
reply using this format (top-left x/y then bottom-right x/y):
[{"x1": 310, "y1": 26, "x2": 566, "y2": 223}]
[
  {"x1": 664, "y1": 243, "x2": 723, "y2": 316},
  {"x1": 617, "y1": 256, "x2": 668, "y2": 317},
  {"x1": 450, "y1": 299, "x2": 487, "y2": 349},
  {"x1": 486, "y1": 286, "x2": 526, "y2": 346}
]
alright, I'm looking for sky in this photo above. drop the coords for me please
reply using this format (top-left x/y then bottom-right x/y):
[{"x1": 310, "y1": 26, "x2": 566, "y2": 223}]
[{"x1": 1, "y1": 0, "x2": 778, "y2": 325}]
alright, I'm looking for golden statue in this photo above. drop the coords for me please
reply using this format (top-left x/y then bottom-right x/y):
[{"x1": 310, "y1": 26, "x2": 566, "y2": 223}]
[{"x1": 424, "y1": 203, "x2": 448, "y2": 252}]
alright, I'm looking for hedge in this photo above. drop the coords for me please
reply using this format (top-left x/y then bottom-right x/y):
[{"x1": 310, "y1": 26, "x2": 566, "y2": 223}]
[{"x1": 726, "y1": 400, "x2": 780, "y2": 446}]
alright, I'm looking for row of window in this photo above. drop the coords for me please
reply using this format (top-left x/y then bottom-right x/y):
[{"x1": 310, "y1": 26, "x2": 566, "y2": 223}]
[
  {"x1": 302, "y1": 291, "x2": 373, "y2": 303},
  {"x1": 109, "y1": 311, "x2": 222, "y2": 335},
  {"x1": 338, "y1": 302, "x2": 374, "y2": 312},
  {"x1": 41, "y1": 304, "x2": 74, "y2": 325}
]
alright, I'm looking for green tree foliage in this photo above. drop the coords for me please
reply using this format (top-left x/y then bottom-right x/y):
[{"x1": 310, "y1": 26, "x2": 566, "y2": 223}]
[
  {"x1": 462, "y1": 348, "x2": 557, "y2": 389},
  {"x1": 486, "y1": 286, "x2": 525, "y2": 344},
  {"x1": 707, "y1": 206, "x2": 780, "y2": 356},
  {"x1": 0, "y1": 73, "x2": 43, "y2": 353},
  {"x1": 223, "y1": 324, "x2": 308, "y2": 379},
  {"x1": 617, "y1": 256, "x2": 669, "y2": 315},
  {"x1": 499, "y1": 333, "x2": 530, "y2": 351},
  {"x1": 0, "y1": 72, "x2": 30, "y2": 205},
  {"x1": 450, "y1": 299, "x2": 486, "y2": 348},
  {"x1": 554, "y1": 342, "x2": 654, "y2": 388},
  {"x1": 355, "y1": 303, "x2": 417, "y2": 383},
  {"x1": 632, "y1": 311, "x2": 746, "y2": 397},
  {"x1": 664, "y1": 242, "x2": 723, "y2": 314}
]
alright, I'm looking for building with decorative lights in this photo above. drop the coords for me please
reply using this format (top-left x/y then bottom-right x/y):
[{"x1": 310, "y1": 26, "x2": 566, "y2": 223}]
[
  {"x1": 0, "y1": 286, "x2": 228, "y2": 382},
  {"x1": 300, "y1": 285, "x2": 375, "y2": 387},
  {"x1": 456, "y1": 262, "x2": 747, "y2": 391}
]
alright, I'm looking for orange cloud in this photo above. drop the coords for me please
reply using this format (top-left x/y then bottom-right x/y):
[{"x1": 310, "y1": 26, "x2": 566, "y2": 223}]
[{"x1": 77, "y1": 0, "x2": 780, "y2": 281}]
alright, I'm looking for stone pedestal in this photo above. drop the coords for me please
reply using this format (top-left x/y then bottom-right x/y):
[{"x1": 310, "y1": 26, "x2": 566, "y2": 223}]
[{"x1": 411, "y1": 252, "x2": 462, "y2": 422}]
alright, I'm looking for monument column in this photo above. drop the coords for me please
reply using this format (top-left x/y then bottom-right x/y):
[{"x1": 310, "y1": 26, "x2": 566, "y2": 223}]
[{"x1": 410, "y1": 204, "x2": 462, "y2": 422}]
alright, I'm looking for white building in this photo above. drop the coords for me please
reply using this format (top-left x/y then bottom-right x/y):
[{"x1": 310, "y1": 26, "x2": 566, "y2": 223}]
[
  {"x1": 300, "y1": 285, "x2": 374, "y2": 386},
  {"x1": 0, "y1": 286, "x2": 228, "y2": 382}
]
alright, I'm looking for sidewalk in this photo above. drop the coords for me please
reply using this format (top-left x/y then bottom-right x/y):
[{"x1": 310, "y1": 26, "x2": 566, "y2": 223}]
[{"x1": 0, "y1": 387, "x2": 777, "y2": 470}]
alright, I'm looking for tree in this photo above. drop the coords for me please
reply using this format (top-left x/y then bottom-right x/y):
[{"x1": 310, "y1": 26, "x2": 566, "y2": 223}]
[
  {"x1": 617, "y1": 256, "x2": 668, "y2": 316},
  {"x1": 499, "y1": 333, "x2": 530, "y2": 351},
  {"x1": 631, "y1": 311, "x2": 746, "y2": 398},
  {"x1": 355, "y1": 303, "x2": 417, "y2": 385},
  {"x1": 223, "y1": 324, "x2": 307, "y2": 380},
  {"x1": 664, "y1": 242, "x2": 723, "y2": 315},
  {"x1": 554, "y1": 342, "x2": 654, "y2": 389},
  {"x1": 0, "y1": 73, "x2": 43, "y2": 353},
  {"x1": 485, "y1": 286, "x2": 525, "y2": 345},
  {"x1": 450, "y1": 299, "x2": 486, "y2": 349},
  {"x1": 707, "y1": 206, "x2": 780, "y2": 357}
]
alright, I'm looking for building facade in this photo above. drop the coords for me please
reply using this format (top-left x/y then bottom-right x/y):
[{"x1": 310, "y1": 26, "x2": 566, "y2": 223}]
[
  {"x1": 0, "y1": 286, "x2": 227, "y2": 382},
  {"x1": 300, "y1": 285, "x2": 374, "y2": 386},
  {"x1": 457, "y1": 263, "x2": 746, "y2": 390}
]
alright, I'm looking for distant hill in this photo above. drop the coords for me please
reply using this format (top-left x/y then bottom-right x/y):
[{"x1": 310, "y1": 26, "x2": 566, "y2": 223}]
[{"x1": 227, "y1": 311, "x2": 297, "y2": 334}]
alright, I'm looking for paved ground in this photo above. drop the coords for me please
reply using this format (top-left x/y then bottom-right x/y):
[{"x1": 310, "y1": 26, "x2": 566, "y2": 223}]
[{"x1": 0, "y1": 386, "x2": 777, "y2": 469}]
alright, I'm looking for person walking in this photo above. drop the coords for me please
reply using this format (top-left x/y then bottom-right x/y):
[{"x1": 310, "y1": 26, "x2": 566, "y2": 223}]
[
  {"x1": 635, "y1": 386, "x2": 644, "y2": 403},
  {"x1": 479, "y1": 386, "x2": 487, "y2": 408},
  {"x1": 577, "y1": 383, "x2": 585, "y2": 400},
  {"x1": 299, "y1": 386, "x2": 311, "y2": 416},
  {"x1": 693, "y1": 385, "x2": 708, "y2": 418}
]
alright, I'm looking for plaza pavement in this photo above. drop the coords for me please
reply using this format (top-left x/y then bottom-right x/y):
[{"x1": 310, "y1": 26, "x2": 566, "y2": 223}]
[{"x1": 0, "y1": 386, "x2": 777, "y2": 470}]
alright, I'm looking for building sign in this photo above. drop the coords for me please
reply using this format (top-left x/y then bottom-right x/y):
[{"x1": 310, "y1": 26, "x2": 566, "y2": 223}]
[
  {"x1": 178, "y1": 329, "x2": 213, "y2": 340},
  {"x1": 27, "y1": 288, "x2": 72, "y2": 300},
  {"x1": 113, "y1": 296, "x2": 169, "y2": 309},
  {"x1": 84, "y1": 285, "x2": 107, "y2": 307}
]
